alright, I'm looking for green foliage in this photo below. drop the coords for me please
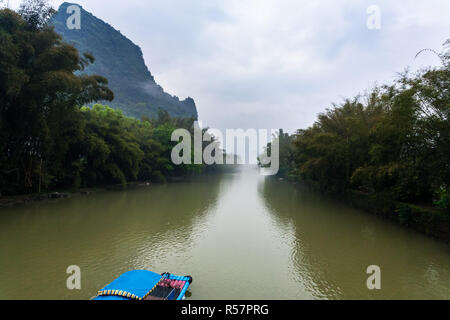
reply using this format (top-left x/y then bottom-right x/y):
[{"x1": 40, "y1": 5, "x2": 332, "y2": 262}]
[
  {"x1": 76, "y1": 105, "x2": 209, "y2": 188},
  {"x1": 0, "y1": 8, "x2": 113, "y2": 194},
  {"x1": 261, "y1": 40, "x2": 450, "y2": 210},
  {"x1": 434, "y1": 187, "x2": 450, "y2": 210},
  {"x1": 18, "y1": 0, "x2": 55, "y2": 30},
  {"x1": 80, "y1": 105, "x2": 143, "y2": 187},
  {"x1": 258, "y1": 129, "x2": 297, "y2": 178},
  {"x1": 0, "y1": 9, "x2": 213, "y2": 195},
  {"x1": 395, "y1": 203, "x2": 412, "y2": 226}
]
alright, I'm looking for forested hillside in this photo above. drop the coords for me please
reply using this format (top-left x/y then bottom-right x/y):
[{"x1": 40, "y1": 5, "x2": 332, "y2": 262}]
[
  {"x1": 0, "y1": 7, "x2": 209, "y2": 195},
  {"x1": 51, "y1": 2, "x2": 198, "y2": 120}
]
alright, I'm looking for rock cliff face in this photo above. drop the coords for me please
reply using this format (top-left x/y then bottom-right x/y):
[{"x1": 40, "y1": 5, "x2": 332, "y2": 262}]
[{"x1": 52, "y1": 2, "x2": 198, "y2": 119}]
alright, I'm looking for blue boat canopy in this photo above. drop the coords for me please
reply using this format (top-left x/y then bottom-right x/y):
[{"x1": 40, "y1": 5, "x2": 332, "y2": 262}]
[{"x1": 94, "y1": 270, "x2": 163, "y2": 300}]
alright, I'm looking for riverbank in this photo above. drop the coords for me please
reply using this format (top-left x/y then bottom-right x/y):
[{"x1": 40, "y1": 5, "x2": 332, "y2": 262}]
[
  {"x1": 279, "y1": 175, "x2": 449, "y2": 244},
  {"x1": 0, "y1": 182, "x2": 154, "y2": 208},
  {"x1": 0, "y1": 173, "x2": 225, "y2": 209},
  {"x1": 1, "y1": 171, "x2": 449, "y2": 299},
  {"x1": 0, "y1": 189, "x2": 99, "y2": 208},
  {"x1": 348, "y1": 191, "x2": 450, "y2": 244}
]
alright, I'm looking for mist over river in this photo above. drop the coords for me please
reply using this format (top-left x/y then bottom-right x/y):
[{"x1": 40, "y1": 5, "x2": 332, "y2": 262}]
[{"x1": 0, "y1": 167, "x2": 449, "y2": 299}]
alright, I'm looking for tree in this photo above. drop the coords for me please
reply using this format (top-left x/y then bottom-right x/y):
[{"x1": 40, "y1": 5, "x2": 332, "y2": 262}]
[
  {"x1": 0, "y1": 9, "x2": 113, "y2": 194},
  {"x1": 262, "y1": 39, "x2": 449, "y2": 207},
  {"x1": 18, "y1": 0, "x2": 55, "y2": 29}
]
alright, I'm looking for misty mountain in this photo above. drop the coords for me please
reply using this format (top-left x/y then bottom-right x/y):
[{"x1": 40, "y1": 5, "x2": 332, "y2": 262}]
[{"x1": 51, "y1": 2, "x2": 198, "y2": 119}]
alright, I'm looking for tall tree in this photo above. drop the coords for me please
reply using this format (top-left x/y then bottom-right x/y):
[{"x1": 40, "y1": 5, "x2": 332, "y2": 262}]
[
  {"x1": 18, "y1": 0, "x2": 55, "y2": 30},
  {"x1": 0, "y1": 9, "x2": 113, "y2": 194}
]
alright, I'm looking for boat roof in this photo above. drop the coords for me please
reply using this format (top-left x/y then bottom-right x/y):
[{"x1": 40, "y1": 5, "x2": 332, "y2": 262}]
[{"x1": 94, "y1": 270, "x2": 163, "y2": 300}]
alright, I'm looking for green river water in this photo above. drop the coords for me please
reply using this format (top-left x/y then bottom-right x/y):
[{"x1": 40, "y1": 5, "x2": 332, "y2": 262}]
[{"x1": 0, "y1": 168, "x2": 449, "y2": 299}]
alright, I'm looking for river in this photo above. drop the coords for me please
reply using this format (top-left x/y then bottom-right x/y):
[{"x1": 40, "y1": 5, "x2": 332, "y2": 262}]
[{"x1": 0, "y1": 167, "x2": 449, "y2": 299}]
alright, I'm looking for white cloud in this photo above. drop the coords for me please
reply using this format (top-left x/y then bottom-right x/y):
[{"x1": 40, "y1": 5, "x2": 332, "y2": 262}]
[{"x1": 13, "y1": 0, "x2": 450, "y2": 134}]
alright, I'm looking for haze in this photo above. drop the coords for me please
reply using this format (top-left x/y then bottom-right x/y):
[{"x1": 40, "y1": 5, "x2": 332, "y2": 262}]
[{"x1": 8, "y1": 0, "x2": 450, "y2": 135}]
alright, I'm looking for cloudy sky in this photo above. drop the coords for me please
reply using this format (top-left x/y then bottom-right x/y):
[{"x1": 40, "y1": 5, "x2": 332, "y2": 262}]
[{"x1": 8, "y1": 0, "x2": 450, "y2": 135}]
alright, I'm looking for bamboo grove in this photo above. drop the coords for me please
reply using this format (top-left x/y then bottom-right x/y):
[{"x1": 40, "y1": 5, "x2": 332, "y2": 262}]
[
  {"x1": 0, "y1": 8, "x2": 214, "y2": 195},
  {"x1": 262, "y1": 41, "x2": 450, "y2": 211}
]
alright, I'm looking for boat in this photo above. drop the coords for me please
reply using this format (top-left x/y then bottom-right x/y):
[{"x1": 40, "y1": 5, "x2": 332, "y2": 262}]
[{"x1": 93, "y1": 270, "x2": 193, "y2": 300}]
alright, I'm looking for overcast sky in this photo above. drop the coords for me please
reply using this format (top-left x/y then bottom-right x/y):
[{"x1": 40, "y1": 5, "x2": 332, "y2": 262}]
[{"x1": 8, "y1": 0, "x2": 450, "y2": 135}]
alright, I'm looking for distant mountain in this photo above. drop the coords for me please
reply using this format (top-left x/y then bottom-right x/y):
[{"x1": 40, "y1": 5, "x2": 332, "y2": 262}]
[{"x1": 51, "y1": 2, "x2": 198, "y2": 119}]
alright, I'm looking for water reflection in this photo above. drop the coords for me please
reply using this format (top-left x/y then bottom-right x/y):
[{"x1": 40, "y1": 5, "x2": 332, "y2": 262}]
[
  {"x1": 0, "y1": 170, "x2": 448, "y2": 300},
  {"x1": 0, "y1": 176, "x2": 222, "y2": 299},
  {"x1": 259, "y1": 177, "x2": 450, "y2": 299}
]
